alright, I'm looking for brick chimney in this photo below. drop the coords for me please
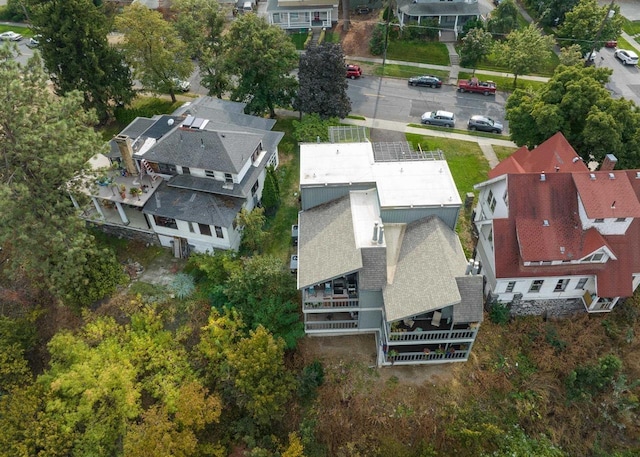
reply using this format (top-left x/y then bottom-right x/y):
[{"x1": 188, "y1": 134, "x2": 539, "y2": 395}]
[
  {"x1": 600, "y1": 154, "x2": 618, "y2": 171},
  {"x1": 114, "y1": 134, "x2": 138, "y2": 175}
]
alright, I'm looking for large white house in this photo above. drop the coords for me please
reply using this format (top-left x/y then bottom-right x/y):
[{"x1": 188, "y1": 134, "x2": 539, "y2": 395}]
[
  {"x1": 74, "y1": 97, "x2": 282, "y2": 256},
  {"x1": 395, "y1": 0, "x2": 482, "y2": 39},
  {"x1": 296, "y1": 140, "x2": 483, "y2": 366},
  {"x1": 473, "y1": 132, "x2": 640, "y2": 317},
  {"x1": 266, "y1": 0, "x2": 338, "y2": 30}
]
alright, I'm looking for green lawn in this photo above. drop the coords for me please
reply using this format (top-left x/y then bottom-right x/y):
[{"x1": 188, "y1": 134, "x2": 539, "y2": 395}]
[
  {"x1": 457, "y1": 71, "x2": 548, "y2": 92},
  {"x1": 616, "y1": 35, "x2": 639, "y2": 53},
  {"x1": 324, "y1": 31, "x2": 340, "y2": 44},
  {"x1": 408, "y1": 123, "x2": 506, "y2": 141},
  {"x1": 493, "y1": 145, "x2": 518, "y2": 162},
  {"x1": 0, "y1": 24, "x2": 33, "y2": 37},
  {"x1": 622, "y1": 19, "x2": 640, "y2": 37},
  {"x1": 386, "y1": 40, "x2": 450, "y2": 66},
  {"x1": 289, "y1": 31, "x2": 309, "y2": 50},
  {"x1": 477, "y1": 48, "x2": 560, "y2": 77}
]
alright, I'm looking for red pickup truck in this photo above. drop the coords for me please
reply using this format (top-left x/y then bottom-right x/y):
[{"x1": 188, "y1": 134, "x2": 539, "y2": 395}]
[{"x1": 458, "y1": 78, "x2": 496, "y2": 96}]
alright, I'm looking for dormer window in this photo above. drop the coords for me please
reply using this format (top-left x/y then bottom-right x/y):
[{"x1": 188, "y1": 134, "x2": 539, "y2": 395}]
[
  {"x1": 594, "y1": 218, "x2": 604, "y2": 223},
  {"x1": 583, "y1": 252, "x2": 605, "y2": 263},
  {"x1": 225, "y1": 173, "x2": 233, "y2": 183},
  {"x1": 251, "y1": 145, "x2": 261, "y2": 163}
]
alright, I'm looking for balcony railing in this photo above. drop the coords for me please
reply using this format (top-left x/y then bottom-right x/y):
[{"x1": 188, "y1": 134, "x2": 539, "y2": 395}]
[
  {"x1": 389, "y1": 329, "x2": 477, "y2": 342},
  {"x1": 303, "y1": 297, "x2": 359, "y2": 310},
  {"x1": 388, "y1": 350, "x2": 468, "y2": 364},
  {"x1": 305, "y1": 321, "x2": 358, "y2": 331}
]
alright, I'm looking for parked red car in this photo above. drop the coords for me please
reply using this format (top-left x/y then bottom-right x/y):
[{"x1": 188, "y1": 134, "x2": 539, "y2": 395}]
[
  {"x1": 346, "y1": 64, "x2": 362, "y2": 79},
  {"x1": 605, "y1": 40, "x2": 618, "y2": 48}
]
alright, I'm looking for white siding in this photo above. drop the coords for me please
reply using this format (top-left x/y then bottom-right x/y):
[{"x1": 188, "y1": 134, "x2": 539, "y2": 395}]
[
  {"x1": 494, "y1": 275, "x2": 596, "y2": 302},
  {"x1": 577, "y1": 195, "x2": 632, "y2": 235}
]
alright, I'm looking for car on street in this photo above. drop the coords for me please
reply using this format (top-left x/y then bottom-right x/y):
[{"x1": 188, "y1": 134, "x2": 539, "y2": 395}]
[
  {"x1": 346, "y1": 64, "x2": 362, "y2": 79},
  {"x1": 0, "y1": 31, "x2": 23, "y2": 41},
  {"x1": 605, "y1": 40, "x2": 617, "y2": 48},
  {"x1": 584, "y1": 51, "x2": 597, "y2": 62},
  {"x1": 421, "y1": 110, "x2": 455, "y2": 127},
  {"x1": 614, "y1": 49, "x2": 638, "y2": 66},
  {"x1": 468, "y1": 115, "x2": 503, "y2": 134},
  {"x1": 172, "y1": 78, "x2": 191, "y2": 92},
  {"x1": 27, "y1": 35, "x2": 41, "y2": 48},
  {"x1": 408, "y1": 75, "x2": 442, "y2": 88}
]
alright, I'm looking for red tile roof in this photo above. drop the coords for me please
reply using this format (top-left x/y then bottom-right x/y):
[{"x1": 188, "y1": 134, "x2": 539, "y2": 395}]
[
  {"x1": 572, "y1": 171, "x2": 640, "y2": 218},
  {"x1": 489, "y1": 132, "x2": 588, "y2": 180}
]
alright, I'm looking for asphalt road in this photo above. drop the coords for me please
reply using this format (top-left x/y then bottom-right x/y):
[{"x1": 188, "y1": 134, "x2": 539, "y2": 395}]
[
  {"x1": 346, "y1": 76, "x2": 511, "y2": 134},
  {"x1": 598, "y1": 46, "x2": 640, "y2": 101}
]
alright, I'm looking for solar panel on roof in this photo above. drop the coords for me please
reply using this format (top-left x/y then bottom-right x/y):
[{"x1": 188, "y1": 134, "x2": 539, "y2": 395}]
[
  {"x1": 182, "y1": 115, "x2": 195, "y2": 127},
  {"x1": 191, "y1": 118, "x2": 205, "y2": 129}
]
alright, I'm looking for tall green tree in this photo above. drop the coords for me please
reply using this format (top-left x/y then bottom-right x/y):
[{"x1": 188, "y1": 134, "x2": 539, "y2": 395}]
[
  {"x1": 235, "y1": 207, "x2": 268, "y2": 255},
  {"x1": 261, "y1": 166, "x2": 281, "y2": 216},
  {"x1": 487, "y1": 0, "x2": 520, "y2": 36},
  {"x1": 28, "y1": 0, "x2": 134, "y2": 123},
  {"x1": 495, "y1": 24, "x2": 555, "y2": 86},
  {"x1": 295, "y1": 42, "x2": 351, "y2": 119},
  {"x1": 171, "y1": 0, "x2": 230, "y2": 98},
  {"x1": 505, "y1": 64, "x2": 640, "y2": 167},
  {"x1": 460, "y1": 28, "x2": 494, "y2": 69},
  {"x1": 558, "y1": 0, "x2": 622, "y2": 54},
  {"x1": 0, "y1": 45, "x2": 124, "y2": 308},
  {"x1": 224, "y1": 14, "x2": 298, "y2": 117},
  {"x1": 116, "y1": 3, "x2": 194, "y2": 103},
  {"x1": 558, "y1": 44, "x2": 584, "y2": 66}
]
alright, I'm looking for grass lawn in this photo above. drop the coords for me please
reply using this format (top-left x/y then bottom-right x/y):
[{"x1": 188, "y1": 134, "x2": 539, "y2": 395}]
[
  {"x1": 616, "y1": 35, "x2": 638, "y2": 53},
  {"x1": 0, "y1": 24, "x2": 33, "y2": 37},
  {"x1": 457, "y1": 71, "x2": 548, "y2": 92},
  {"x1": 386, "y1": 40, "x2": 450, "y2": 66},
  {"x1": 477, "y1": 48, "x2": 560, "y2": 77},
  {"x1": 493, "y1": 145, "x2": 518, "y2": 161},
  {"x1": 622, "y1": 19, "x2": 640, "y2": 37},
  {"x1": 347, "y1": 60, "x2": 449, "y2": 80},
  {"x1": 289, "y1": 31, "x2": 309, "y2": 50},
  {"x1": 408, "y1": 123, "x2": 506, "y2": 141},
  {"x1": 324, "y1": 31, "x2": 340, "y2": 43}
]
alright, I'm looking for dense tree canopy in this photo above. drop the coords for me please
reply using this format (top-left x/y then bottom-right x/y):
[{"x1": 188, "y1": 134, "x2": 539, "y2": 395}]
[
  {"x1": 116, "y1": 3, "x2": 194, "y2": 103},
  {"x1": 506, "y1": 64, "x2": 640, "y2": 167},
  {"x1": 460, "y1": 27, "x2": 494, "y2": 69},
  {"x1": 487, "y1": 0, "x2": 520, "y2": 36},
  {"x1": 495, "y1": 24, "x2": 555, "y2": 86},
  {"x1": 558, "y1": 0, "x2": 623, "y2": 54},
  {"x1": 295, "y1": 43, "x2": 351, "y2": 119},
  {"x1": 523, "y1": 0, "x2": 579, "y2": 26},
  {"x1": 28, "y1": 0, "x2": 134, "y2": 122},
  {"x1": 224, "y1": 14, "x2": 298, "y2": 117},
  {"x1": 0, "y1": 45, "x2": 124, "y2": 308}
]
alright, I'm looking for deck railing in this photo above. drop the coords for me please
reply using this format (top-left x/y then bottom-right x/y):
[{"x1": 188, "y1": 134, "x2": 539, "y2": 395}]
[
  {"x1": 305, "y1": 321, "x2": 358, "y2": 331},
  {"x1": 389, "y1": 350, "x2": 468, "y2": 364},
  {"x1": 303, "y1": 298, "x2": 359, "y2": 310},
  {"x1": 389, "y1": 328, "x2": 476, "y2": 342}
]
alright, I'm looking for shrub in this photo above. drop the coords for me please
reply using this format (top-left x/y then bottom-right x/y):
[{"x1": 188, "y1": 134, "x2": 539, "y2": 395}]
[
  {"x1": 489, "y1": 302, "x2": 510, "y2": 324},
  {"x1": 566, "y1": 354, "x2": 623, "y2": 401},
  {"x1": 369, "y1": 24, "x2": 386, "y2": 55},
  {"x1": 292, "y1": 113, "x2": 340, "y2": 143},
  {"x1": 169, "y1": 273, "x2": 196, "y2": 299},
  {"x1": 297, "y1": 359, "x2": 324, "y2": 402}
]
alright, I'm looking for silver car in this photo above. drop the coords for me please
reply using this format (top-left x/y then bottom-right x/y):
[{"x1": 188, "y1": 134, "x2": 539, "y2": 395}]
[
  {"x1": 0, "y1": 31, "x2": 23, "y2": 41},
  {"x1": 468, "y1": 115, "x2": 503, "y2": 134},
  {"x1": 421, "y1": 110, "x2": 455, "y2": 127}
]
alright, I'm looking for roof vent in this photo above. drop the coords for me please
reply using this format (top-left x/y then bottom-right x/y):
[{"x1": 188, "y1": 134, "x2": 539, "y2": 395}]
[
  {"x1": 560, "y1": 246, "x2": 565, "y2": 254},
  {"x1": 590, "y1": 173, "x2": 596, "y2": 180},
  {"x1": 540, "y1": 172, "x2": 546, "y2": 181},
  {"x1": 636, "y1": 172, "x2": 640, "y2": 179},
  {"x1": 611, "y1": 200, "x2": 616, "y2": 209},
  {"x1": 572, "y1": 157, "x2": 580, "y2": 163},
  {"x1": 543, "y1": 219, "x2": 549, "y2": 226},
  {"x1": 555, "y1": 166, "x2": 560, "y2": 172},
  {"x1": 609, "y1": 172, "x2": 615, "y2": 179}
]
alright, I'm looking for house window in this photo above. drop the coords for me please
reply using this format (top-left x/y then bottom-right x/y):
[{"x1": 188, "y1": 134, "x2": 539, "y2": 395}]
[
  {"x1": 198, "y1": 223, "x2": 211, "y2": 236},
  {"x1": 153, "y1": 215, "x2": 177, "y2": 229},
  {"x1": 487, "y1": 228, "x2": 493, "y2": 243},
  {"x1": 251, "y1": 181, "x2": 259, "y2": 195},
  {"x1": 486, "y1": 189, "x2": 493, "y2": 205},
  {"x1": 503, "y1": 189, "x2": 508, "y2": 207},
  {"x1": 224, "y1": 173, "x2": 233, "y2": 183},
  {"x1": 205, "y1": 170, "x2": 215, "y2": 177},
  {"x1": 252, "y1": 147, "x2": 260, "y2": 163},
  {"x1": 529, "y1": 280, "x2": 544, "y2": 292},
  {"x1": 215, "y1": 226, "x2": 224, "y2": 238},
  {"x1": 594, "y1": 218, "x2": 604, "y2": 223},
  {"x1": 615, "y1": 217, "x2": 626, "y2": 222},
  {"x1": 576, "y1": 278, "x2": 588, "y2": 290},
  {"x1": 554, "y1": 279, "x2": 569, "y2": 292},
  {"x1": 157, "y1": 163, "x2": 177, "y2": 175},
  {"x1": 486, "y1": 189, "x2": 496, "y2": 212},
  {"x1": 584, "y1": 253, "x2": 605, "y2": 262},
  {"x1": 505, "y1": 281, "x2": 516, "y2": 293},
  {"x1": 182, "y1": 166, "x2": 190, "y2": 175},
  {"x1": 290, "y1": 12, "x2": 298, "y2": 20},
  {"x1": 273, "y1": 13, "x2": 280, "y2": 23},
  {"x1": 189, "y1": 222, "x2": 195, "y2": 233}
]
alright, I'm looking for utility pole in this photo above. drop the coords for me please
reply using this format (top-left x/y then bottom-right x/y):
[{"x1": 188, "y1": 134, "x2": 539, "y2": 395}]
[{"x1": 586, "y1": 0, "x2": 616, "y2": 66}]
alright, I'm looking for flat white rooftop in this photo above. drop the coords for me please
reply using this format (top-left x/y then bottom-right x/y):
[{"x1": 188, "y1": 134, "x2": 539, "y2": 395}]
[{"x1": 300, "y1": 142, "x2": 461, "y2": 208}]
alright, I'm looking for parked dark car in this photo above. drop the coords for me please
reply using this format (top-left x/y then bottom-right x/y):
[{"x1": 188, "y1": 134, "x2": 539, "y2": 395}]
[
  {"x1": 408, "y1": 75, "x2": 442, "y2": 88},
  {"x1": 468, "y1": 115, "x2": 503, "y2": 134}
]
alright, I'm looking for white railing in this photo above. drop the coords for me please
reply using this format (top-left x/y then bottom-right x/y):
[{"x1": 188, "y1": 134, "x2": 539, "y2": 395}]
[
  {"x1": 305, "y1": 321, "x2": 358, "y2": 331},
  {"x1": 389, "y1": 329, "x2": 477, "y2": 342},
  {"x1": 303, "y1": 298, "x2": 359, "y2": 309},
  {"x1": 388, "y1": 350, "x2": 468, "y2": 364}
]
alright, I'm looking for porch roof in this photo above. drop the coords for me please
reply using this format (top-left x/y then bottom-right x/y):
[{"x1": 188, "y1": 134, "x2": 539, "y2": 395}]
[{"x1": 397, "y1": 0, "x2": 480, "y2": 17}]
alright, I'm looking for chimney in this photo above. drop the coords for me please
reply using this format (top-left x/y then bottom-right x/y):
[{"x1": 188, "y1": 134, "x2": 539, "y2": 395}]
[
  {"x1": 372, "y1": 222, "x2": 379, "y2": 243},
  {"x1": 465, "y1": 258, "x2": 474, "y2": 275},
  {"x1": 114, "y1": 134, "x2": 138, "y2": 175},
  {"x1": 472, "y1": 261, "x2": 480, "y2": 275},
  {"x1": 377, "y1": 224, "x2": 384, "y2": 245},
  {"x1": 600, "y1": 154, "x2": 618, "y2": 171}
]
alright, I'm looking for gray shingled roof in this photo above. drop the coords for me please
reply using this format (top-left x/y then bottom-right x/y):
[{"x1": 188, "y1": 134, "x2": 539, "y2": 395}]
[
  {"x1": 173, "y1": 96, "x2": 276, "y2": 131},
  {"x1": 297, "y1": 196, "x2": 363, "y2": 289},
  {"x1": 107, "y1": 117, "x2": 157, "y2": 158},
  {"x1": 140, "y1": 129, "x2": 263, "y2": 174},
  {"x1": 383, "y1": 216, "x2": 469, "y2": 322},
  {"x1": 143, "y1": 181, "x2": 243, "y2": 227},
  {"x1": 453, "y1": 276, "x2": 484, "y2": 323},
  {"x1": 397, "y1": 0, "x2": 480, "y2": 16}
]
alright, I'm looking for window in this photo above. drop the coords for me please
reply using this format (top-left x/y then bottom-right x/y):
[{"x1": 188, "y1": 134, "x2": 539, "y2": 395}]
[
  {"x1": 205, "y1": 170, "x2": 215, "y2": 178},
  {"x1": 157, "y1": 163, "x2": 177, "y2": 175},
  {"x1": 486, "y1": 189, "x2": 493, "y2": 205},
  {"x1": 189, "y1": 222, "x2": 195, "y2": 233},
  {"x1": 487, "y1": 228, "x2": 493, "y2": 243},
  {"x1": 486, "y1": 189, "x2": 496, "y2": 212},
  {"x1": 153, "y1": 215, "x2": 177, "y2": 229},
  {"x1": 215, "y1": 226, "x2": 224, "y2": 238},
  {"x1": 290, "y1": 12, "x2": 298, "y2": 20},
  {"x1": 252, "y1": 146, "x2": 260, "y2": 163},
  {"x1": 529, "y1": 280, "x2": 544, "y2": 292},
  {"x1": 594, "y1": 218, "x2": 604, "y2": 223},
  {"x1": 224, "y1": 173, "x2": 233, "y2": 183},
  {"x1": 554, "y1": 279, "x2": 569, "y2": 292},
  {"x1": 503, "y1": 189, "x2": 508, "y2": 207},
  {"x1": 251, "y1": 181, "x2": 259, "y2": 195},
  {"x1": 272, "y1": 13, "x2": 280, "y2": 23},
  {"x1": 182, "y1": 166, "x2": 190, "y2": 175},
  {"x1": 615, "y1": 217, "x2": 626, "y2": 222},
  {"x1": 198, "y1": 223, "x2": 211, "y2": 236},
  {"x1": 584, "y1": 252, "x2": 605, "y2": 262},
  {"x1": 576, "y1": 278, "x2": 588, "y2": 290},
  {"x1": 505, "y1": 281, "x2": 516, "y2": 293}
]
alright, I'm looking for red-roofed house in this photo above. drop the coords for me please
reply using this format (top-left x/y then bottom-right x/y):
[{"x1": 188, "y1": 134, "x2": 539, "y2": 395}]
[{"x1": 473, "y1": 133, "x2": 640, "y2": 316}]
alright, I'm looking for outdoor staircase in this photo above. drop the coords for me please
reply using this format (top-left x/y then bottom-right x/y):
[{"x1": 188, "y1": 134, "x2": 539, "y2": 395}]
[
  {"x1": 140, "y1": 159, "x2": 159, "y2": 186},
  {"x1": 309, "y1": 29, "x2": 321, "y2": 47}
]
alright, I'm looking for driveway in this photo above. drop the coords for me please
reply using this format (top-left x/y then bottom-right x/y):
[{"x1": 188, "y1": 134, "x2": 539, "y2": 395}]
[{"x1": 598, "y1": 0, "x2": 640, "y2": 21}]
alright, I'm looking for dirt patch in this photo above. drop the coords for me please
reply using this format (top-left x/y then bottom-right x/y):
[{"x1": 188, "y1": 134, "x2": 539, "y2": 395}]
[{"x1": 338, "y1": 18, "x2": 378, "y2": 58}]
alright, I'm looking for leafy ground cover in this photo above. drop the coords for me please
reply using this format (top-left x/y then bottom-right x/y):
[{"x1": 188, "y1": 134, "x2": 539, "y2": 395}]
[{"x1": 386, "y1": 40, "x2": 450, "y2": 66}]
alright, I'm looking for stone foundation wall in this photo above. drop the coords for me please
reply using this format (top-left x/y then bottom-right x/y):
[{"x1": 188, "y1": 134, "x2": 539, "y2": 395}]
[
  {"x1": 510, "y1": 298, "x2": 585, "y2": 318},
  {"x1": 88, "y1": 222, "x2": 161, "y2": 247}
]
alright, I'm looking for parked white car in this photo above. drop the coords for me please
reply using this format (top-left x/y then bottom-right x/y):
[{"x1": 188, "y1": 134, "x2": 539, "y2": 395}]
[
  {"x1": 0, "y1": 31, "x2": 23, "y2": 41},
  {"x1": 614, "y1": 49, "x2": 638, "y2": 66}
]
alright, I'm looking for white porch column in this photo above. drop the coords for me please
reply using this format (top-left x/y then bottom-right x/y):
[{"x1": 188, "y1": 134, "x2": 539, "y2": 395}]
[
  {"x1": 114, "y1": 201, "x2": 130, "y2": 225},
  {"x1": 454, "y1": 15, "x2": 459, "y2": 38},
  {"x1": 91, "y1": 197, "x2": 105, "y2": 219}
]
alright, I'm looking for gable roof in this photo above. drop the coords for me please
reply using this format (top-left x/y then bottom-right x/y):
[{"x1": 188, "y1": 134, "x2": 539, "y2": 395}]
[
  {"x1": 573, "y1": 171, "x2": 640, "y2": 219},
  {"x1": 488, "y1": 132, "x2": 588, "y2": 179}
]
